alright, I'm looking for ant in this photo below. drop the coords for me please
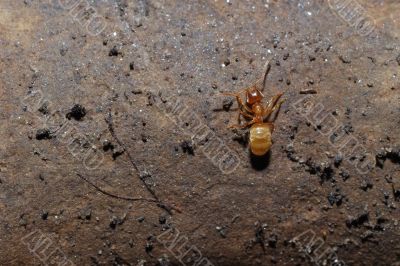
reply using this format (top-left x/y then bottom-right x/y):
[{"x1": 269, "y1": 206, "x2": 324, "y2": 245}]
[{"x1": 221, "y1": 61, "x2": 285, "y2": 156}]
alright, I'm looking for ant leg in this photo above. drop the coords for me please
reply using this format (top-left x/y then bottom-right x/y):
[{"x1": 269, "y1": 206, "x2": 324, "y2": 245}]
[
  {"x1": 234, "y1": 111, "x2": 253, "y2": 127},
  {"x1": 237, "y1": 111, "x2": 242, "y2": 125},
  {"x1": 221, "y1": 92, "x2": 253, "y2": 114},
  {"x1": 263, "y1": 98, "x2": 285, "y2": 122},
  {"x1": 260, "y1": 60, "x2": 271, "y2": 92},
  {"x1": 269, "y1": 99, "x2": 285, "y2": 122},
  {"x1": 244, "y1": 60, "x2": 271, "y2": 92},
  {"x1": 227, "y1": 120, "x2": 255, "y2": 129},
  {"x1": 239, "y1": 110, "x2": 253, "y2": 119},
  {"x1": 263, "y1": 93, "x2": 284, "y2": 117}
]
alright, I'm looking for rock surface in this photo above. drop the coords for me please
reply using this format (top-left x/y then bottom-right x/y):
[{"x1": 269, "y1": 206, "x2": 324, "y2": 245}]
[{"x1": 0, "y1": 0, "x2": 399, "y2": 265}]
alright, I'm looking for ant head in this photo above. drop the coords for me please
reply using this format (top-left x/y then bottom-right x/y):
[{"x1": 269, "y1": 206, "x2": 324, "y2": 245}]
[{"x1": 246, "y1": 87, "x2": 263, "y2": 105}]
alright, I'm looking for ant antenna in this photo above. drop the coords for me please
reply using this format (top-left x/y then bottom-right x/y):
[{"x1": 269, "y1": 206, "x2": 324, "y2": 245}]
[{"x1": 261, "y1": 60, "x2": 271, "y2": 92}]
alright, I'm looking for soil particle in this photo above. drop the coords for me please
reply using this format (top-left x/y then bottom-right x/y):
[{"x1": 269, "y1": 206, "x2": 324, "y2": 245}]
[
  {"x1": 112, "y1": 147, "x2": 125, "y2": 160},
  {"x1": 145, "y1": 242, "x2": 153, "y2": 254},
  {"x1": 78, "y1": 208, "x2": 92, "y2": 220},
  {"x1": 328, "y1": 189, "x2": 344, "y2": 206},
  {"x1": 360, "y1": 230, "x2": 374, "y2": 242},
  {"x1": 38, "y1": 102, "x2": 49, "y2": 115},
  {"x1": 267, "y1": 233, "x2": 278, "y2": 248},
  {"x1": 339, "y1": 55, "x2": 351, "y2": 64},
  {"x1": 141, "y1": 134, "x2": 148, "y2": 143},
  {"x1": 216, "y1": 226, "x2": 227, "y2": 238},
  {"x1": 375, "y1": 215, "x2": 387, "y2": 230},
  {"x1": 35, "y1": 128, "x2": 52, "y2": 140},
  {"x1": 102, "y1": 139, "x2": 114, "y2": 151},
  {"x1": 60, "y1": 47, "x2": 68, "y2": 56},
  {"x1": 155, "y1": 257, "x2": 171, "y2": 266},
  {"x1": 375, "y1": 149, "x2": 386, "y2": 168},
  {"x1": 284, "y1": 143, "x2": 299, "y2": 162},
  {"x1": 232, "y1": 130, "x2": 249, "y2": 147},
  {"x1": 283, "y1": 53, "x2": 289, "y2": 60},
  {"x1": 66, "y1": 104, "x2": 86, "y2": 121},
  {"x1": 343, "y1": 122, "x2": 354, "y2": 134},
  {"x1": 346, "y1": 211, "x2": 369, "y2": 228},
  {"x1": 109, "y1": 216, "x2": 119, "y2": 229},
  {"x1": 102, "y1": 138, "x2": 124, "y2": 159},
  {"x1": 128, "y1": 239, "x2": 134, "y2": 248},
  {"x1": 345, "y1": 107, "x2": 352, "y2": 117},
  {"x1": 139, "y1": 172, "x2": 152, "y2": 185},
  {"x1": 19, "y1": 215, "x2": 28, "y2": 227},
  {"x1": 303, "y1": 138, "x2": 316, "y2": 145},
  {"x1": 392, "y1": 184, "x2": 400, "y2": 201},
  {"x1": 272, "y1": 34, "x2": 280, "y2": 48},
  {"x1": 223, "y1": 58, "x2": 230, "y2": 66},
  {"x1": 109, "y1": 46, "x2": 121, "y2": 57},
  {"x1": 376, "y1": 147, "x2": 400, "y2": 168},
  {"x1": 132, "y1": 89, "x2": 143, "y2": 95},
  {"x1": 299, "y1": 89, "x2": 317, "y2": 94},
  {"x1": 334, "y1": 154, "x2": 343, "y2": 167},
  {"x1": 246, "y1": 222, "x2": 267, "y2": 253},
  {"x1": 288, "y1": 124, "x2": 298, "y2": 140},
  {"x1": 111, "y1": 253, "x2": 130, "y2": 265},
  {"x1": 158, "y1": 215, "x2": 167, "y2": 225},
  {"x1": 146, "y1": 92, "x2": 156, "y2": 106},
  {"x1": 145, "y1": 236, "x2": 155, "y2": 255},
  {"x1": 339, "y1": 170, "x2": 350, "y2": 181},
  {"x1": 222, "y1": 98, "x2": 233, "y2": 111},
  {"x1": 304, "y1": 159, "x2": 334, "y2": 183},
  {"x1": 109, "y1": 215, "x2": 126, "y2": 229},
  {"x1": 385, "y1": 174, "x2": 393, "y2": 184},
  {"x1": 383, "y1": 191, "x2": 390, "y2": 205},
  {"x1": 360, "y1": 178, "x2": 373, "y2": 191},
  {"x1": 180, "y1": 140, "x2": 194, "y2": 155},
  {"x1": 41, "y1": 210, "x2": 48, "y2": 220}
]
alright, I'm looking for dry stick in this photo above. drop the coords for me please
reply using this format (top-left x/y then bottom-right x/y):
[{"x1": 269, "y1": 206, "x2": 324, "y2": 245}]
[
  {"x1": 76, "y1": 173, "x2": 157, "y2": 202},
  {"x1": 105, "y1": 110, "x2": 179, "y2": 215},
  {"x1": 105, "y1": 111, "x2": 157, "y2": 199}
]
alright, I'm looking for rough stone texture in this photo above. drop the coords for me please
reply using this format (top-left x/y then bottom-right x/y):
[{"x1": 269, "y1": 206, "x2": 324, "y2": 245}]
[{"x1": 0, "y1": 0, "x2": 399, "y2": 265}]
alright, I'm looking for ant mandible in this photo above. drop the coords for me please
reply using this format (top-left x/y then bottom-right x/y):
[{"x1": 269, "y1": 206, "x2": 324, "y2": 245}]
[{"x1": 221, "y1": 61, "x2": 285, "y2": 156}]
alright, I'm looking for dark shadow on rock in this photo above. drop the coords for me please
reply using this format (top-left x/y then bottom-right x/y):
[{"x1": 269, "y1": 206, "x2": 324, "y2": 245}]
[{"x1": 250, "y1": 150, "x2": 271, "y2": 171}]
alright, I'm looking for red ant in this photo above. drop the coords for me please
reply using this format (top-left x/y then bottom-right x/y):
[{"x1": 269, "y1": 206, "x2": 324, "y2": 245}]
[{"x1": 221, "y1": 61, "x2": 285, "y2": 156}]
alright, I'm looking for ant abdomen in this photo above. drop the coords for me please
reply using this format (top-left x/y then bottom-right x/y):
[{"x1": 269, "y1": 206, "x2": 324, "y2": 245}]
[{"x1": 249, "y1": 123, "x2": 273, "y2": 156}]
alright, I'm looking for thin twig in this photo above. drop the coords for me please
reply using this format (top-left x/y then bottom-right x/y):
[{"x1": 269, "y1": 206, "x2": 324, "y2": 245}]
[
  {"x1": 105, "y1": 111, "x2": 158, "y2": 200},
  {"x1": 77, "y1": 173, "x2": 157, "y2": 202},
  {"x1": 104, "y1": 110, "x2": 180, "y2": 215}
]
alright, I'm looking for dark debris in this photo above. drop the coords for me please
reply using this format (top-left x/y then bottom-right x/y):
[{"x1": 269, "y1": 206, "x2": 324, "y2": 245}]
[
  {"x1": 346, "y1": 211, "x2": 369, "y2": 228},
  {"x1": 66, "y1": 104, "x2": 86, "y2": 121},
  {"x1": 181, "y1": 140, "x2": 195, "y2": 155},
  {"x1": 35, "y1": 128, "x2": 52, "y2": 140},
  {"x1": 222, "y1": 98, "x2": 233, "y2": 111}
]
